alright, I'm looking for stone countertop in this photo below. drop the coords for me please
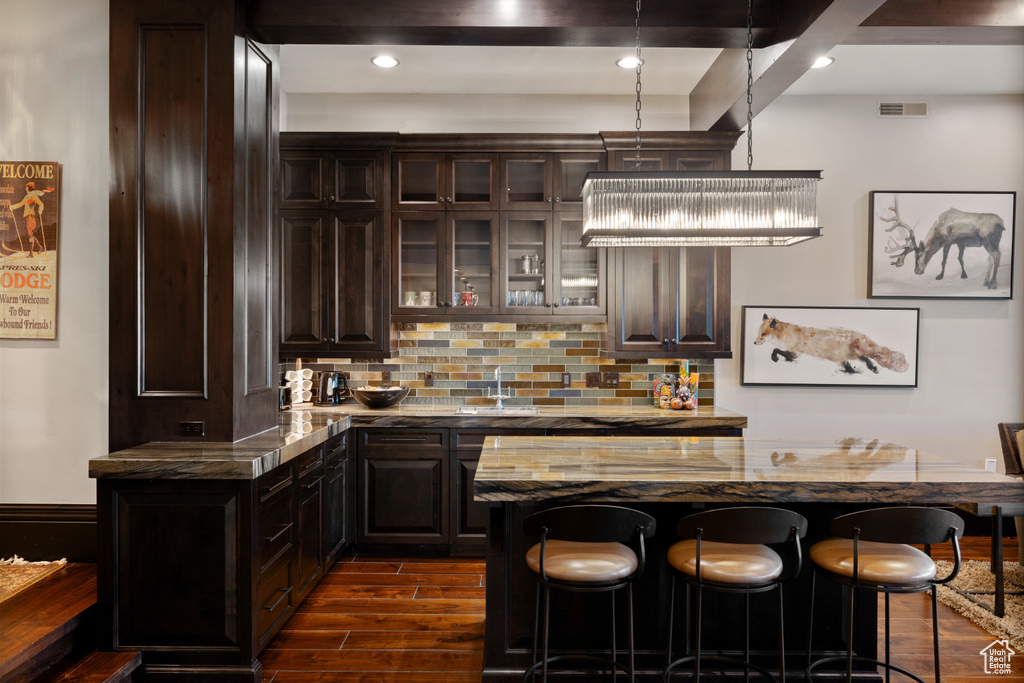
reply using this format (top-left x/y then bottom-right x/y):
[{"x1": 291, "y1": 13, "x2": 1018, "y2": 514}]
[
  {"x1": 88, "y1": 405, "x2": 746, "y2": 480},
  {"x1": 473, "y1": 435, "x2": 1024, "y2": 505}
]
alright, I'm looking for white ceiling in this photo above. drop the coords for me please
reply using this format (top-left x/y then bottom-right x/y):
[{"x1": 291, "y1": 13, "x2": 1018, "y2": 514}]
[{"x1": 281, "y1": 44, "x2": 1024, "y2": 98}]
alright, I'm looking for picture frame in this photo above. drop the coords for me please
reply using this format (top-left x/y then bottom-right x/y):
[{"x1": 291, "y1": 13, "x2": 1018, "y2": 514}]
[
  {"x1": 740, "y1": 306, "x2": 919, "y2": 387},
  {"x1": 868, "y1": 191, "x2": 1015, "y2": 299}
]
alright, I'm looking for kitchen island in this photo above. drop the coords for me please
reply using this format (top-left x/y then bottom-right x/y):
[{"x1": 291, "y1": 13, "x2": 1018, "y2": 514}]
[
  {"x1": 474, "y1": 435, "x2": 1024, "y2": 681},
  {"x1": 89, "y1": 405, "x2": 744, "y2": 682}
]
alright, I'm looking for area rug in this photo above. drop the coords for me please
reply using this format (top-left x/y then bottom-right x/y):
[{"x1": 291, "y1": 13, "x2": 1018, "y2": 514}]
[
  {"x1": 935, "y1": 560, "x2": 1024, "y2": 652},
  {"x1": 0, "y1": 555, "x2": 67, "y2": 605}
]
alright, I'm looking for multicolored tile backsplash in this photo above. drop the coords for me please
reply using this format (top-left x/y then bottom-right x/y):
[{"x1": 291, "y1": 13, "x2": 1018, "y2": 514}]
[{"x1": 288, "y1": 322, "x2": 714, "y2": 407}]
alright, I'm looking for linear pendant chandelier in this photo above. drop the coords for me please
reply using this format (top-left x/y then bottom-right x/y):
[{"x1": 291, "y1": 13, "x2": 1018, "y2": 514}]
[{"x1": 581, "y1": 0, "x2": 822, "y2": 248}]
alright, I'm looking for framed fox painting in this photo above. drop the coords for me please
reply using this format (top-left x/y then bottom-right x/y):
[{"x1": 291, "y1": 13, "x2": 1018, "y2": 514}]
[
  {"x1": 741, "y1": 306, "x2": 919, "y2": 387},
  {"x1": 868, "y1": 191, "x2": 1016, "y2": 299}
]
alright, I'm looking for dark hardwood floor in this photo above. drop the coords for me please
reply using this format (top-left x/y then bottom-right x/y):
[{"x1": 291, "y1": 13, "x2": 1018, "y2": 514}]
[{"x1": 263, "y1": 538, "x2": 1021, "y2": 682}]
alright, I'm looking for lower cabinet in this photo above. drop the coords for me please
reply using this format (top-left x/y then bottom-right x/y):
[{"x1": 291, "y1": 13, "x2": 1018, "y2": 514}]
[
  {"x1": 97, "y1": 430, "x2": 351, "y2": 682},
  {"x1": 357, "y1": 428, "x2": 450, "y2": 545}
]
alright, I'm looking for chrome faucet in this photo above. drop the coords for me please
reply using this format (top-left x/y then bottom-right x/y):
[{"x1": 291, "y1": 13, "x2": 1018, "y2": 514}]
[{"x1": 494, "y1": 367, "x2": 504, "y2": 409}]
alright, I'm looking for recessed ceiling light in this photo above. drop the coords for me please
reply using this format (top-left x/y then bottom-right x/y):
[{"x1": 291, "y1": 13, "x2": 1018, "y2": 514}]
[
  {"x1": 811, "y1": 56, "x2": 835, "y2": 69},
  {"x1": 371, "y1": 55, "x2": 400, "y2": 68},
  {"x1": 616, "y1": 56, "x2": 644, "y2": 69}
]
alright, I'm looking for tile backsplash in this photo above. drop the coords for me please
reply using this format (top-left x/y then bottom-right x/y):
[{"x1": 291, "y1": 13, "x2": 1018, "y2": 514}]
[{"x1": 288, "y1": 323, "x2": 714, "y2": 407}]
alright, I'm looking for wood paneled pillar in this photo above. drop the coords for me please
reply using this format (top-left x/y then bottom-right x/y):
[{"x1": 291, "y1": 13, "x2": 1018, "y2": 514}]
[{"x1": 109, "y1": 0, "x2": 279, "y2": 451}]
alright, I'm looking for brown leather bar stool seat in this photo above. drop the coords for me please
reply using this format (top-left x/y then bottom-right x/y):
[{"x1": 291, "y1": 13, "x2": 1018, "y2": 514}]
[
  {"x1": 663, "y1": 507, "x2": 808, "y2": 683},
  {"x1": 805, "y1": 507, "x2": 965, "y2": 683},
  {"x1": 523, "y1": 505, "x2": 656, "y2": 683}
]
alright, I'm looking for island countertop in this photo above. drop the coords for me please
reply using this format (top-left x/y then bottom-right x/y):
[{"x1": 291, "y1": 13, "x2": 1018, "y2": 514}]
[
  {"x1": 88, "y1": 405, "x2": 746, "y2": 480},
  {"x1": 473, "y1": 435, "x2": 1024, "y2": 505}
]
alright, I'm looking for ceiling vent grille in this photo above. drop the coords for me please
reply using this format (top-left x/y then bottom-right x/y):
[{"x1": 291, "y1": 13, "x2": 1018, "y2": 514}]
[{"x1": 878, "y1": 101, "x2": 929, "y2": 118}]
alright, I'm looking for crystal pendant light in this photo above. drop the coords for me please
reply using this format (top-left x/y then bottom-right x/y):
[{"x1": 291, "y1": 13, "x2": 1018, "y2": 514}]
[{"x1": 581, "y1": 0, "x2": 822, "y2": 248}]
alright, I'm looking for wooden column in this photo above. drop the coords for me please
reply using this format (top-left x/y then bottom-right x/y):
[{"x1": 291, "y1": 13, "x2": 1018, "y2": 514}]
[{"x1": 109, "y1": 0, "x2": 279, "y2": 450}]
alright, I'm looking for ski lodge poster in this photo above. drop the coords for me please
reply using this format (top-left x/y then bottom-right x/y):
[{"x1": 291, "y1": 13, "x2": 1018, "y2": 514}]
[{"x1": 0, "y1": 161, "x2": 61, "y2": 339}]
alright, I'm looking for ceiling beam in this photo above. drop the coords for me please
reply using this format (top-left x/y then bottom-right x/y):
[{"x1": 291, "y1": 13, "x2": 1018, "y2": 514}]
[
  {"x1": 247, "y1": 0, "x2": 782, "y2": 47},
  {"x1": 689, "y1": 0, "x2": 889, "y2": 132},
  {"x1": 850, "y1": 0, "x2": 1024, "y2": 45}
]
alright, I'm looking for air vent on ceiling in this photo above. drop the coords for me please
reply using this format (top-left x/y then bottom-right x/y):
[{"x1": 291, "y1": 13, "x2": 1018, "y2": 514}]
[{"x1": 877, "y1": 101, "x2": 929, "y2": 118}]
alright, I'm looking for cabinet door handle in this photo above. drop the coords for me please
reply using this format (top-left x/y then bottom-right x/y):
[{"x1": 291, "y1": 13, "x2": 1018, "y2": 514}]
[
  {"x1": 260, "y1": 477, "x2": 292, "y2": 502},
  {"x1": 327, "y1": 460, "x2": 346, "y2": 473},
  {"x1": 663, "y1": 339, "x2": 669, "y2": 345},
  {"x1": 553, "y1": 302, "x2": 559, "y2": 308},
  {"x1": 299, "y1": 459, "x2": 322, "y2": 477},
  {"x1": 328, "y1": 195, "x2": 335, "y2": 203},
  {"x1": 438, "y1": 196, "x2": 444, "y2": 203},
  {"x1": 672, "y1": 338, "x2": 678, "y2": 345},
  {"x1": 445, "y1": 301, "x2": 453, "y2": 307},
  {"x1": 303, "y1": 476, "x2": 324, "y2": 491},
  {"x1": 263, "y1": 586, "x2": 292, "y2": 613},
  {"x1": 554, "y1": 197, "x2": 560, "y2": 203},
  {"x1": 545, "y1": 303, "x2": 552, "y2": 308},
  {"x1": 546, "y1": 196, "x2": 552, "y2": 203},
  {"x1": 446, "y1": 196, "x2": 453, "y2": 203},
  {"x1": 265, "y1": 522, "x2": 293, "y2": 544},
  {"x1": 436, "y1": 302, "x2": 444, "y2": 308}
]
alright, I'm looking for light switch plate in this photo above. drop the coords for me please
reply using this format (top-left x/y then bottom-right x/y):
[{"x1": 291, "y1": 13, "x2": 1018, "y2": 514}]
[{"x1": 585, "y1": 372, "x2": 600, "y2": 388}]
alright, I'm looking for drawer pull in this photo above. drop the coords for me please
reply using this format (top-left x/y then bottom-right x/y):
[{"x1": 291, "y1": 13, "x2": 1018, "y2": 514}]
[
  {"x1": 260, "y1": 477, "x2": 292, "y2": 502},
  {"x1": 299, "y1": 460, "x2": 322, "y2": 477},
  {"x1": 263, "y1": 586, "x2": 291, "y2": 613},
  {"x1": 303, "y1": 476, "x2": 324, "y2": 491},
  {"x1": 265, "y1": 522, "x2": 293, "y2": 544},
  {"x1": 327, "y1": 460, "x2": 346, "y2": 473},
  {"x1": 380, "y1": 437, "x2": 427, "y2": 443}
]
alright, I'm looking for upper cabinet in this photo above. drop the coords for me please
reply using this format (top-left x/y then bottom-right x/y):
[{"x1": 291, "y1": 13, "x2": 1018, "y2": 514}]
[
  {"x1": 601, "y1": 132, "x2": 739, "y2": 358},
  {"x1": 499, "y1": 152, "x2": 605, "y2": 211},
  {"x1": 393, "y1": 153, "x2": 499, "y2": 211},
  {"x1": 279, "y1": 134, "x2": 396, "y2": 358}
]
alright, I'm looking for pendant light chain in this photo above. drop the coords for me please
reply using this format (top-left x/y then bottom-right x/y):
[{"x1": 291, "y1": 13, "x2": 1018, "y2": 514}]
[
  {"x1": 745, "y1": 0, "x2": 754, "y2": 171},
  {"x1": 634, "y1": 0, "x2": 643, "y2": 169}
]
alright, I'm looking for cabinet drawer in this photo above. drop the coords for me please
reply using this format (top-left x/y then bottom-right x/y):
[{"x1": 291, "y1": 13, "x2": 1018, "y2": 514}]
[
  {"x1": 362, "y1": 429, "x2": 446, "y2": 448},
  {"x1": 326, "y1": 432, "x2": 348, "y2": 462},
  {"x1": 257, "y1": 465, "x2": 294, "y2": 507},
  {"x1": 257, "y1": 494, "x2": 294, "y2": 576},
  {"x1": 453, "y1": 428, "x2": 545, "y2": 449},
  {"x1": 257, "y1": 559, "x2": 293, "y2": 646},
  {"x1": 296, "y1": 445, "x2": 325, "y2": 481}
]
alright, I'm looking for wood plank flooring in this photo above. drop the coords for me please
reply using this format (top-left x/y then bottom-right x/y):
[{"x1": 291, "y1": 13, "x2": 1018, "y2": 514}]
[{"x1": 263, "y1": 538, "x2": 1022, "y2": 682}]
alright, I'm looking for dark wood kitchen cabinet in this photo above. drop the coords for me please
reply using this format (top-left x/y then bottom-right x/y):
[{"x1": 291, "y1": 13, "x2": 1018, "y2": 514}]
[
  {"x1": 279, "y1": 135, "x2": 396, "y2": 358},
  {"x1": 97, "y1": 431, "x2": 352, "y2": 681},
  {"x1": 602, "y1": 131, "x2": 737, "y2": 359},
  {"x1": 392, "y1": 152, "x2": 499, "y2": 211},
  {"x1": 499, "y1": 151, "x2": 605, "y2": 210},
  {"x1": 357, "y1": 429, "x2": 450, "y2": 546}
]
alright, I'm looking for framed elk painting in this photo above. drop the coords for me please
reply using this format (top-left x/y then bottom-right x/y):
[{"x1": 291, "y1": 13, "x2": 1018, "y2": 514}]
[
  {"x1": 740, "y1": 306, "x2": 919, "y2": 387},
  {"x1": 868, "y1": 191, "x2": 1016, "y2": 299}
]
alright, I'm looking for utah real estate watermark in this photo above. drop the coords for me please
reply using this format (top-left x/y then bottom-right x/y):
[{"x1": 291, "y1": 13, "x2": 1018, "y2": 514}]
[{"x1": 980, "y1": 639, "x2": 1016, "y2": 675}]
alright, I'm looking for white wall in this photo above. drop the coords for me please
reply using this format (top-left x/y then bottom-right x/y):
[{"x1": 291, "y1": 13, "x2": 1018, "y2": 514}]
[
  {"x1": 0, "y1": 0, "x2": 109, "y2": 503},
  {"x1": 718, "y1": 95, "x2": 1024, "y2": 469},
  {"x1": 285, "y1": 92, "x2": 689, "y2": 133}
]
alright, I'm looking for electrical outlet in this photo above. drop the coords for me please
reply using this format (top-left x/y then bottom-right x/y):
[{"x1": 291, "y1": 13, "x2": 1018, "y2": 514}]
[
  {"x1": 424, "y1": 371, "x2": 434, "y2": 387},
  {"x1": 585, "y1": 372, "x2": 601, "y2": 388},
  {"x1": 561, "y1": 372, "x2": 571, "y2": 388},
  {"x1": 600, "y1": 372, "x2": 619, "y2": 389},
  {"x1": 985, "y1": 458, "x2": 998, "y2": 473},
  {"x1": 381, "y1": 370, "x2": 391, "y2": 386},
  {"x1": 179, "y1": 421, "x2": 204, "y2": 437}
]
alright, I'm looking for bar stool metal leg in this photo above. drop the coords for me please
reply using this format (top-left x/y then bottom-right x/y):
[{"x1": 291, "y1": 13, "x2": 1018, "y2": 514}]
[
  {"x1": 777, "y1": 585, "x2": 785, "y2": 683},
  {"x1": 610, "y1": 589, "x2": 617, "y2": 681}
]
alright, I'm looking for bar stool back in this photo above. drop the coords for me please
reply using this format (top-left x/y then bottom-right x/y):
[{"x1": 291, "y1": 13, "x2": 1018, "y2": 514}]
[
  {"x1": 523, "y1": 504, "x2": 656, "y2": 682},
  {"x1": 806, "y1": 506, "x2": 964, "y2": 683},
  {"x1": 664, "y1": 507, "x2": 808, "y2": 683}
]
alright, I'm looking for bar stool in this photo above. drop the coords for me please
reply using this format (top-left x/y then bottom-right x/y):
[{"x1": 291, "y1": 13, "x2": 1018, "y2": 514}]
[
  {"x1": 805, "y1": 507, "x2": 964, "y2": 683},
  {"x1": 663, "y1": 507, "x2": 808, "y2": 683},
  {"x1": 523, "y1": 505, "x2": 656, "y2": 682}
]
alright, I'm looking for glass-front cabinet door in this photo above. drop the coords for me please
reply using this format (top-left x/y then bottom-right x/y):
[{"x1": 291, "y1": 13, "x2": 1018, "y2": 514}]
[
  {"x1": 502, "y1": 213, "x2": 551, "y2": 313},
  {"x1": 393, "y1": 153, "x2": 497, "y2": 211},
  {"x1": 553, "y1": 213, "x2": 605, "y2": 315},
  {"x1": 448, "y1": 213, "x2": 499, "y2": 314},
  {"x1": 394, "y1": 211, "x2": 499, "y2": 315},
  {"x1": 394, "y1": 212, "x2": 443, "y2": 313}
]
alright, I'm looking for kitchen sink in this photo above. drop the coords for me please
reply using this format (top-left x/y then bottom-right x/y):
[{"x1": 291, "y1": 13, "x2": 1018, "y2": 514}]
[{"x1": 455, "y1": 406, "x2": 540, "y2": 415}]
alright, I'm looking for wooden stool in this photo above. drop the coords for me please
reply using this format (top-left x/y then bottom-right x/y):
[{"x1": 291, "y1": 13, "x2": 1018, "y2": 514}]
[
  {"x1": 805, "y1": 507, "x2": 964, "y2": 683},
  {"x1": 663, "y1": 507, "x2": 808, "y2": 683},
  {"x1": 523, "y1": 505, "x2": 656, "y2": 682}
]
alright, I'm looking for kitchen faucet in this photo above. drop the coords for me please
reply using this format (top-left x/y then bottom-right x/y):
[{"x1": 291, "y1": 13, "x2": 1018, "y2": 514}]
[{"x1": 494, "y1": 367, "x2": 504, "y2": 409}]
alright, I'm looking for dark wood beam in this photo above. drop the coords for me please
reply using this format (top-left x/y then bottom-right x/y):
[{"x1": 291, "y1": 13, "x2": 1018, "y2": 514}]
[
  {"x1": 689, "y1": 0, "x2": 890, "y2": 132},
  {"x1": 850, "y1": 0, "x2": 1024, "y2": 44},
  {"x1": 247, "y1": 0, "x2": 782, "y2": 47}
]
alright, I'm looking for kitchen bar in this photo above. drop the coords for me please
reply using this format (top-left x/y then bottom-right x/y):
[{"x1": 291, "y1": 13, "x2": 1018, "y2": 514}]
[{"x1": 473, "y1": 435, "x2": 1024, "y2": 681}]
